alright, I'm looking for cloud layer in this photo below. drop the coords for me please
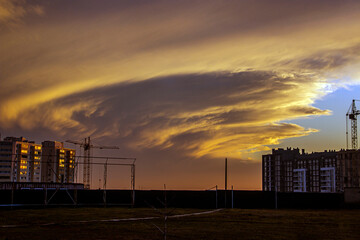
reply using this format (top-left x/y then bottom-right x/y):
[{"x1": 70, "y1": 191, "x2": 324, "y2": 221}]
[
  {"x1": 6, "y1": 71, "x2": 327, "y2": 160},
  {"x1": 2, "y1": 0, "x2": 360, "y2": 188}
]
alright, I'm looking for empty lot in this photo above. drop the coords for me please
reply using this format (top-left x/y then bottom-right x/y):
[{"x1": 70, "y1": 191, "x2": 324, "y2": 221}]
[{"x1": 1, "y1": 208, "x2": 359, "y2": 239}]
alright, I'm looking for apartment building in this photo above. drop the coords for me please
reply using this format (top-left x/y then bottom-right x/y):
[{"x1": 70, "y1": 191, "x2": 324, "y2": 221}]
[
  {"x1": 0, "y1": 137, "x2": 41, "y2": 182},
  {"x1": 0, "y1": 136, "x2": 75, "y2": 184},
  {"x1": 262, "y1": 148, "x2": 300, "y2": 192},
  {"x1": 13, "y1": 140, "x2": 42, "y2": 182},
  {"x1": 263, "y1": 148, "x2": 358, "y2": 193},
  {"x1": 41, "y1": 141, "x2": 75, "y2": 183},
  {"x1": 293, "y1": 151, "x2": 337, "y2": 193},
  {"x1": 0, "y1": 138, "x2": 14, "y2": 182},
  {"x1": 337, "y1": 150, "x2": 360, "y2": 191}
]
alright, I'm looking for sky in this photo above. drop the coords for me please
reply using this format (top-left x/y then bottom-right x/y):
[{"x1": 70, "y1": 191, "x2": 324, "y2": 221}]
[{"x1": 1, "y1": 0, "x2": 360, "y2": 190}]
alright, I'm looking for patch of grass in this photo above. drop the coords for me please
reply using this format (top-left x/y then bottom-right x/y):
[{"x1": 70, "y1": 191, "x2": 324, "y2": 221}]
[{"x1": 1, "y1": 208, "x2": 360, "y2": 239}]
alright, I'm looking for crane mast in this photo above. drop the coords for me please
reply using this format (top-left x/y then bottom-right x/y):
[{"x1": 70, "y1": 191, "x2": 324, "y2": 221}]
[
  {"x1": 66, "y1": 136, "x2": 119, "y2": 189},
  {"x1": 346, "y1": 99, "x2": 360, "y2": 149},
  {"x1": 84, "y1": 137, "x2": 91, "y2": 189}
]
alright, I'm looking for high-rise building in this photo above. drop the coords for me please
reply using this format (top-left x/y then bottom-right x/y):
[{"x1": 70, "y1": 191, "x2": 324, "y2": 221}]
[
  {"x1": 0, "y1": 138, "x2": 14, "y2": 182},
  {"x1": 0, "y1": 136, "x2": 75, "y2": 184},
  {"x1": 13, "y1": 140, "x2": 42, "y2": 182},
  {"x1": 337, "y1": 150, "x2": 360, "y2": 191},
  {"x1": 0, "y1": 137, "x2": 42, "y2": 182},
  {"x1": 41, "y1": 141, "x2": 75, "y2": 183},
  {"x1": 262, "y1": 148, "x2": 300, "y2": 192},
  {"x1": 293, "y1": 150, "x2": 338, "y2": 193},
  {"x1": 263, "y1": 148, "x2": 360, "y2": 193}
]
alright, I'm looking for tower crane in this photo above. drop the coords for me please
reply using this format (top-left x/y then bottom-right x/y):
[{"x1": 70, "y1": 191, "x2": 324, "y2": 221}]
[
  {"x1": 66, "y1": 136, "x2": 119, "y2": 189},
  {"x1": 346, "y1": 99, "x2": 360, "y2": 149}
]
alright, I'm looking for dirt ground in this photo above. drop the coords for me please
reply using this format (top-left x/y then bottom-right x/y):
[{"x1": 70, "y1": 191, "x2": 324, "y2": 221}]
[{"x1": 0, "y1": 208, "x2": 360, "y2": 240}]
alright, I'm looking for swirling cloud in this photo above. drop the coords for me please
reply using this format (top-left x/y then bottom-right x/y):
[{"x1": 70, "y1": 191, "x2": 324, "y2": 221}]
[
  {"x1": 0, "y1": 0, "x2": 43, "y2": 27},
  {"x1": 3, "y1": 71, "x2": 328, "y2": 160},
  {"x1": 2, "y1": 0, "x2": 360, "y2": 188}
]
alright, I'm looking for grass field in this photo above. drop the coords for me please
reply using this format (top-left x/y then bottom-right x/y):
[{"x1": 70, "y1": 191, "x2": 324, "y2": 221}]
[{"x1": 1, "y1": 208, "x2": 360, "y2": 240}]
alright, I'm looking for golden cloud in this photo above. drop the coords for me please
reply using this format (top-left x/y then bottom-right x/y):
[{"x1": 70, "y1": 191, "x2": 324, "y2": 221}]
[
  {"x1": 1, "y1": 0, "x2": 360, "y2": 161},
  {"x1": 0, "y1": 0, "x2": 43, "y2": 27},
  {"x1": 0, "y1": 71, "x2": 329, "y2": 160}
]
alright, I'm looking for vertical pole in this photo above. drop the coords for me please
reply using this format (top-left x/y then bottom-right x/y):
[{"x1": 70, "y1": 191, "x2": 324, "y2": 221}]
[
  {"x1": 225, "y1": 158, "x2": 227, "y2": 208},
  {"x1": 103, "y1": 189, "x2": 107, "y2": 208},
  {"x1": 275, "y1": 158, "x2": 278, "y2": 209},
  {"x1": 215, "y1": 185, "x2": 218, "y2": 209},
  {"x1": 231, "y1": 185, "x2": 234, "y2": 209},
  {"x1": 103, "y1": 159, "x2": 107, "y2": 208},
  {"x1": 346, "y1": 114, "x2": 349, "y2": 149},
  {"x1": 164, "y1": 184, "x2": 167, "y2": 240},
  {"x1": 131, "y1": 164, "x2": 136, "y2": 206},
  {"x1": 88, "y1": 137, "x2": 91, "y2": 189}
]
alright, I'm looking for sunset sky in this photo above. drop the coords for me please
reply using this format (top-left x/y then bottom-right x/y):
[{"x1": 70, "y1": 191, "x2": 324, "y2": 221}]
[{"x1": 1, "y1": 0, "x2": 360, "y2": 190}]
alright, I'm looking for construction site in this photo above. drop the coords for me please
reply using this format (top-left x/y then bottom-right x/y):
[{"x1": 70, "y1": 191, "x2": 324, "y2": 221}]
[
  {"x1": 1, "y1": 100, "x2": 360, "y2": 209},
  {"x1": 1, "y1": 104, "x2": 360, "y2": 240}
]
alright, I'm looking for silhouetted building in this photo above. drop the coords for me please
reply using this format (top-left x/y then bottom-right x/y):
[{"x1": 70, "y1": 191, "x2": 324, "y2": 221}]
[
  {"x1": 262, "y1": 147, "x2": 300, "y2": 192},
  {"x1": 262, "y1": 148, "x2": 357, "y2": 193},
  {"x1": 337, "y1": 149, "x2": 360, "y2": 191},
  {"x1": 293, "y1": 150, "x2": 337, "y2": 193},
  {"x1": 0, "y1": 137, "x2": 15, "y2": 182}
]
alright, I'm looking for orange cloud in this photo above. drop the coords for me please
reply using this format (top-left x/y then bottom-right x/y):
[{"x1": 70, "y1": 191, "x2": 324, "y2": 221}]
[
  {"x1": 0, "y1": 0, "x2": 43, "y2": 27},
  {"x1": 1, "y1": 71, "x2": 327, "y2": 160},
  {"x1": 1, "y1": 0, "x2": 360, "y2": 161}
]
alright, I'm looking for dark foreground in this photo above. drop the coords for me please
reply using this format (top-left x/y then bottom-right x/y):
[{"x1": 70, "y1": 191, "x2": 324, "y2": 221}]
[
  {"x1": 1, "y1": 208, "x2": 360, "y2": 240},
  {"x1": 0, "y1": 189, "x2": 344, "y2": 209}
]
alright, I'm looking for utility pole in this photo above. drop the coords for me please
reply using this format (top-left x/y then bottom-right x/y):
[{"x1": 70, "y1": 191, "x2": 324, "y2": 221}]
[
  {"x1": 275, "y1": 157, "x2": 278, "y2": 209},
  {"x1": 216, "y1": 185, "x2": 218, "y2": 209},
  {"x1": 131, "y1": 163, "x2": 136, "y2": 206},
  {"x1": 231, "y1": 185, "x2": 234, "y2": 209},
  {"x1": 225, "y1": 158, "x2": 227, "y2": 208},
  {"x1": 103, "y1": 158, "x2": 108, "y2": 207}
]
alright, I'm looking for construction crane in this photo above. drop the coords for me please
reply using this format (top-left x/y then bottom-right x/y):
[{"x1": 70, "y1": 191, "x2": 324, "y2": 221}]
[
  {"x1": 66, "y1": 136, "x2": 119, "y2": 189},
  {"x1": 346, "y1": 99, "x2": 360, "y2": 149}
]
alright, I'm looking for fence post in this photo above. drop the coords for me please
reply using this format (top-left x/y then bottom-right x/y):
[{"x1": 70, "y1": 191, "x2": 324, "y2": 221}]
[
  {"x1": 231, "y1": 185, "x2": 234, "y2": 209},
  {"x1": 215, "y1": 185, "x2": 218, "y2": 209}
]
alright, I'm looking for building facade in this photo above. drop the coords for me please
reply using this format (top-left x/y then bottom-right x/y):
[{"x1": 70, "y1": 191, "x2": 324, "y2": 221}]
[
  {"x1": 0, "y1": 136, "x2": 75, "y2": 184},
  {"x1": 263, "y1": 148, "x2": 359, "y2": 193},
  {"x1": 0, "y1": 137, "x2": 41, "y2": 182},
  {"x1": 337, "y1": 150, "x2": 360, "y2": 191},
  {"x1": 262, "y1": 148, "x2": 300, "y2": 192},
  {"x1": 0, "y1": 138, "x2": 14, "y2": 182},
  {"x1": 41, "y1": 141, "x2": 75, "y2": 183}
]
